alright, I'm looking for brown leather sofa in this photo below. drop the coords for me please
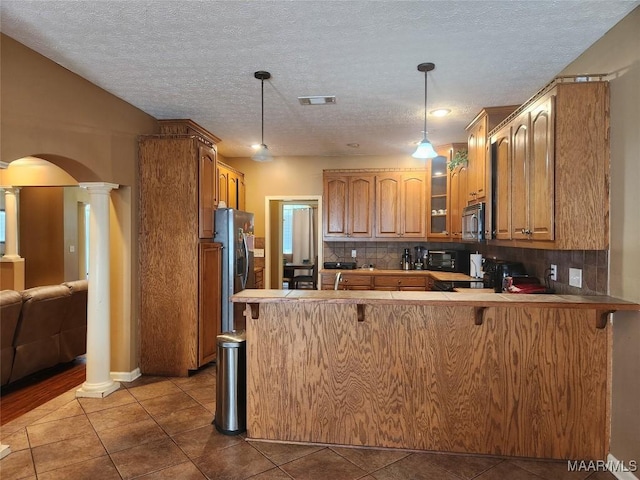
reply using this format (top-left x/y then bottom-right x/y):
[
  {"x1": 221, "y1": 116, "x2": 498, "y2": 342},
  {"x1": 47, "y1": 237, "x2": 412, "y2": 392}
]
[
  {"x1": 1, "y1": 290, "x2": 22, "y2": 386},
  {"x1": 0, "y1": 280, "x2": 88, "y2": 386}
]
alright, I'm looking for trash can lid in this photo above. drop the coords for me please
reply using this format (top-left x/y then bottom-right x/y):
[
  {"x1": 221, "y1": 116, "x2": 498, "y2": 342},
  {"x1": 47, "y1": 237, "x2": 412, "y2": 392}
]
[{"x1": 217, "y1": 330, "x2": 246, "y2": 347}]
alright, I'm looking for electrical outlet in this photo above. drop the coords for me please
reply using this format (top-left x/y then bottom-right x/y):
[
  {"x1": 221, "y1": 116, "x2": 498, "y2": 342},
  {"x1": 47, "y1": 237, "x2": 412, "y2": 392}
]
[
  {"x1": 569, "y1": 268, "x2": 582, "y2": 288},
  {"x1": 550, "y1": 264, "x2": 557, "y2": 281},
  {"x1": 351, "y1": 249, "x2": 357, "y2": 258}
]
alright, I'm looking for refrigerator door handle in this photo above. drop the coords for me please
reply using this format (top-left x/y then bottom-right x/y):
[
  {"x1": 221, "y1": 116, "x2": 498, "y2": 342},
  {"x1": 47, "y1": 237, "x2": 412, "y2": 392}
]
[{"x1": 241, "y1": 233, "x2": 249, "y2": 289}]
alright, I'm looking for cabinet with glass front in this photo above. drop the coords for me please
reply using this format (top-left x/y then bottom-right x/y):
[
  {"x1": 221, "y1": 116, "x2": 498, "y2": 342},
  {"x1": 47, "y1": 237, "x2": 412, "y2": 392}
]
[{"x1": 427, "y1": 155, "x2": 449, "y2": 238}]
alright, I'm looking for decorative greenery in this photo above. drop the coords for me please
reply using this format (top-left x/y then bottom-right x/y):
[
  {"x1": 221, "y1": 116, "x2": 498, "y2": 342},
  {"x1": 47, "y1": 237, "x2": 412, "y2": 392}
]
[{"x1": 448, "y1": 149, "x2": 468, "y2": 172}]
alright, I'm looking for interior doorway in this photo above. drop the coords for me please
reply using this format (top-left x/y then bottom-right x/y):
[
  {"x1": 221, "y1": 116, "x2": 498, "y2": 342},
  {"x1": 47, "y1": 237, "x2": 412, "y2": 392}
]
[{"x1": 264, "y1": 195, "x2": 323, "y2": 289}]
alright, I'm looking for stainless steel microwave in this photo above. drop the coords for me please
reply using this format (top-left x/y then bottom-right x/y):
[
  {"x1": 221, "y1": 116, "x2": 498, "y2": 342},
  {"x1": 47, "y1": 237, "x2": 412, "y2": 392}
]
[{"x1": 462, "y1": 203, "x2": 485, "y2": 241}]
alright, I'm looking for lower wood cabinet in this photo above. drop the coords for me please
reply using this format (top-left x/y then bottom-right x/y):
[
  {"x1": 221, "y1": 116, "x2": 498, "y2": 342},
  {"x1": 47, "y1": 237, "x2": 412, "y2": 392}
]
[
  {"x1": 198, "y1": 242, "x2": 222, "y2": 366},
  {"x1": 373, "y1": 275, "x2": 426, "y2": 291},
  {"x1": 335, "y1": 273, "x2": 373, "y2": 290},
  {"x1": 140, "y1": 241, "x2": 222, "y2": 376},
  {"x1": 321, "y1": 272, "x2": 431, "y2": 291}
]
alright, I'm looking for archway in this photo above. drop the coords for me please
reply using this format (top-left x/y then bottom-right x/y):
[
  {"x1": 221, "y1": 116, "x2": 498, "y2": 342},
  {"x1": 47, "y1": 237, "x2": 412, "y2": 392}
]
[{"x1": 1, "y1": 154, "x2": 121, "y2": 398}]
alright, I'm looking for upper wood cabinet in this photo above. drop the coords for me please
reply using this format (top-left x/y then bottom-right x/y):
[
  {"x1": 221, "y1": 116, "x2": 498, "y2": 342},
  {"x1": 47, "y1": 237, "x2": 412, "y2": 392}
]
[
  {"x1": 492, "y1": 125, "x2": 512, "y2": 240},
  {"x1": 489, "y1": 80, "x2": 609, "y2": 250},
  {"x1": 199, "y1": 146, "x2": 217, "y2": 238},
  {"x1": 427, "y1": 155, "x2": 449, "y2": 239},
  {"x1": 140, "y1": 120, "x2": 220, "y2": 240},
  {"x1": 375, "y1": 171, "x2": 426, "y2": 238},
  {"x1": 217, "y1": 161, "x2": 245, "y2": 211},
  {"x1": 432, "y1": 143, "x2": 467, "y2": 240},
  {"x1": 323, "y1": 172, "x2": 375, "y2": 239},
  {"x1": 510, "y1": 95, "x2": 555, "y2": 241},
  {"x1": 466, "y1": 106, "x2": 517, "y2": 205},
  {"x1": 510, "y1": 111, "x2": 531, "y2": 239}
]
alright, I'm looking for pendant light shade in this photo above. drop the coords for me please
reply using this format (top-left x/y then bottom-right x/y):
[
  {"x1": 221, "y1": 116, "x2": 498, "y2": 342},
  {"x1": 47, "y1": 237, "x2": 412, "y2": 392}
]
[
  {"x1": 252, "y1": 70, "x2": 273, "y2": 162},
  {"x1": 412, "y1": 62, "x2": 438, "y2": 159}
]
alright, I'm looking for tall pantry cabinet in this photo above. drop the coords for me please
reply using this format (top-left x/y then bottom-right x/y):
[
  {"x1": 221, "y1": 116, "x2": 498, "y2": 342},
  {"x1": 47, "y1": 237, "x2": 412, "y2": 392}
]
[{"x1": 139, "y1": 120, "x2": 222, "y2": 376}]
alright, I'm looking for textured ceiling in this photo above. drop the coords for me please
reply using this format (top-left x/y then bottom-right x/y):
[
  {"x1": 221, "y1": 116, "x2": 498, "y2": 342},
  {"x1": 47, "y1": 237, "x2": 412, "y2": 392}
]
[{"x1": 1, "y1": 1, "x2": 638, "y2": 158}]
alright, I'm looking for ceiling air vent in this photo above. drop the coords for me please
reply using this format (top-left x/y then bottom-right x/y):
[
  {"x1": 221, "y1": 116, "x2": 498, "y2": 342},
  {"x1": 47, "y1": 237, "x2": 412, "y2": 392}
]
[{"x1": 298, "y1": 96, "x2": 336, "y2": 105}]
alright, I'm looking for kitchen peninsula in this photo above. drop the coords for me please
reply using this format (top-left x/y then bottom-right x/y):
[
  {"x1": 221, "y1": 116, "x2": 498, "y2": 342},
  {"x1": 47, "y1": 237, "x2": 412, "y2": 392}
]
[{"x1": 232, "y1": 289, "x2": 639, "y2": 460}]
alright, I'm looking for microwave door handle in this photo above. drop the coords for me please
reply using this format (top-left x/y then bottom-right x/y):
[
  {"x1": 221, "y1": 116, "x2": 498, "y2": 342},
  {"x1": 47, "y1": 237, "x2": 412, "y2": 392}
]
[{"x1": 472, "y1": 214, "x2": 478, "y2": 239}]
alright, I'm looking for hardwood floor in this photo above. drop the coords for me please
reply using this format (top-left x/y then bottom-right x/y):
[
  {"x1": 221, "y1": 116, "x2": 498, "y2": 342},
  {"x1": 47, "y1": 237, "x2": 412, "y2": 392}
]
[{"x1": 0, "y1": 356, "x2": 86, "y2": 425}]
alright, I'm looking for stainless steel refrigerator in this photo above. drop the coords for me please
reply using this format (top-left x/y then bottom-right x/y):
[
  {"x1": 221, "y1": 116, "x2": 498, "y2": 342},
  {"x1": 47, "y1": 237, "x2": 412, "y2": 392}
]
[{"x1": 214, "y1": 208, "x2": 255, "y2": 332}]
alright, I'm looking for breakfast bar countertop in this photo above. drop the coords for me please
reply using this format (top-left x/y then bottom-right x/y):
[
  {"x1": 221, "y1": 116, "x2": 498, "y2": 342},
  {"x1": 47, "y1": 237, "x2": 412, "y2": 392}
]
[{"x1": 232, "y1": 288, "x2": 640, "y2": 311}]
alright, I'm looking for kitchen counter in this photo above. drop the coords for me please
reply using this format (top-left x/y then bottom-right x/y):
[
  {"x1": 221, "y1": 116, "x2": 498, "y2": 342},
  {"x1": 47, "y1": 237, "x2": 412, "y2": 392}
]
[
  {"x1": 234, "y1": 289, "x2": 638, "y2": 460},
  {"x1": 320, "y1": 268, "x2": 478, "y2": 282},
  {"x1": 233, "y1": 288, "x2": 638, "y2": 311},
  {"x1": 453, "y1": 287, "x2": 497, "y2": 293}
]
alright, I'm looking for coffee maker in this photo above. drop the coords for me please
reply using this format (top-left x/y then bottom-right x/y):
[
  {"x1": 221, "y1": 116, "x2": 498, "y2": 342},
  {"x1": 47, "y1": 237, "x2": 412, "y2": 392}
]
[
  {"x1": 414, "y1": 246, "x2": 427, "y2": 270},
  {"x1": 401, "y1": 248, "x2": 412, "y2": 270}
]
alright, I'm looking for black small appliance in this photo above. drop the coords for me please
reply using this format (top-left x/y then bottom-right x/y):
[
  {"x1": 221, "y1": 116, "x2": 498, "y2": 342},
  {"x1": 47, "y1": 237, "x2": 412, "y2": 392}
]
[
  {"x1": 323, "y1": 261, "x2": 357, "y2": 270},
  {"x1": 482, "y1": 259, "x2": 527, "y2": 292},
  {"x1": 426, "y1": 250, "x2": 470, "y2": 273}
]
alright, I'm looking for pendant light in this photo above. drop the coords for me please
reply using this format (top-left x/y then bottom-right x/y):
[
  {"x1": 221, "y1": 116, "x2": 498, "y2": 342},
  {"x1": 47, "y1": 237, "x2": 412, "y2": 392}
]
[
  {"x1": 252, "y1": 70, "x2": 273, "y2": 162},
  {"x1": 412, "y1": 62, "x2": 438, "y2": 159}
]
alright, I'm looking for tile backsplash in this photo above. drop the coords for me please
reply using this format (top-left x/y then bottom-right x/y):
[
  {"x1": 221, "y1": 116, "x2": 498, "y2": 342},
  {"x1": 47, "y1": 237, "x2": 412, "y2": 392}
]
[
  {"x1": 323, "y1": 241, "x2": 608, "y2": 295},
  {"x1": 479, "y1": 245, "x2": 608, "y2": 295},
  {"x1": 323, "y1": 241, "x2": 467, "y2": 271}
]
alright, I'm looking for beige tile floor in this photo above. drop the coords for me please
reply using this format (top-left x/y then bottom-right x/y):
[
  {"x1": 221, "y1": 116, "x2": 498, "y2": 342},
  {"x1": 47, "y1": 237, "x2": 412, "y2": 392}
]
[{"x1": 1, "y1": 365, "x2": 617, "y2": 480}]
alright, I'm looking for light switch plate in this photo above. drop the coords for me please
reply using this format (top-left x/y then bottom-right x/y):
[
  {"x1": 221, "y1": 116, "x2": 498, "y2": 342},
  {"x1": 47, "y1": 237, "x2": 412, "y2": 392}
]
[
  {"x1": 253, "y1": 248, "x2": 264, "y2": 258},
  {"x1": 569, "y1": 268, "x2": 582, "y2": 288},
  {"x1": 351, "y1": 249, "x2": 357, "y2": 258}
]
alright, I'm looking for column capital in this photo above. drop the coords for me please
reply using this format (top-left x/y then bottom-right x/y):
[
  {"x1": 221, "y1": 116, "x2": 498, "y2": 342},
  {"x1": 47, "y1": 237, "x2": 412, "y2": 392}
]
[
  {"x1": 79, "y1": 182, "x2": 119, "y2": 194},
  {"x1": 0, "y1": 186, "x2": 22, "y2": 194}
]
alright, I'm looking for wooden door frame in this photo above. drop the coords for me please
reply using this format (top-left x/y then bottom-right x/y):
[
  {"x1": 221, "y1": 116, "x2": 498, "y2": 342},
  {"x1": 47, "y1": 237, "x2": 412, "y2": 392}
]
[{"x1": 264, "y1": 195, "x2": 323, "y2": 289}]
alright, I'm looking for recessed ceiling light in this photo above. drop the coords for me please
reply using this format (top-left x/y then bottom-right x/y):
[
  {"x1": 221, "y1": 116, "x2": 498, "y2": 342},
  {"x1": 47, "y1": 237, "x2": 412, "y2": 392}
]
[
  {"x1": 251, "y1": 144, "x2": 261, "y2": 149},
  {"x1": 430, "y1": 108, "x2": 451, "y2": 117},
  {"x1": 298, "y1": 96, "x2": 336, "y2": 105},
  {"x1": 346, "y1": 143, "x2": 360, "y2": 148}
]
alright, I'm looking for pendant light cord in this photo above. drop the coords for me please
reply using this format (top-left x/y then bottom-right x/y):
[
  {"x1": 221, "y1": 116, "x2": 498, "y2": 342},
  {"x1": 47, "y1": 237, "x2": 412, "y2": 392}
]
[
  {"x1": 423, "y1": 70, "x2": 427, "y2": 138},
  {"x1": 261, "y1": 77, "x2": 265, "y2": 145}
]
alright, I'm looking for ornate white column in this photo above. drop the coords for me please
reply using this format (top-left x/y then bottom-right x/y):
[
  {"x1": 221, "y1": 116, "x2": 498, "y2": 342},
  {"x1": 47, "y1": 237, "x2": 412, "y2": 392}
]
[
  {"x1": 1, "y1": 187, "x2": 21, "y2": 259},
  {"x1": 76, "y1": 182, "x2": 120, "y2": 398},
  {"x1": 1, "y1": 187, "x2": 25, "y2": 290}
]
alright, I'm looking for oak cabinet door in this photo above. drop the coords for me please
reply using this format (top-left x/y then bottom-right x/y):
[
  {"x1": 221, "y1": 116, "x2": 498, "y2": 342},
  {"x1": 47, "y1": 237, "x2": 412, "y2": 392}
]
[
  {"x1": 467, "y1": 124, "x2": 487, "y2": 202},
  {"x1": 400, "y1": 172, "x2": 427, "y2": 237},
  {"x1": 199, "y1": 146, "x2": 216, "y2": 238},
  {"x1": 323, "y1": 173, "x2": 374, "y2": 239},
  {"x1": 375, "y1": 172, "x2": 426, "y2": 238},
  {"x1": 199, "y1": 242, "x2": 221, "y2": 365},
  {"x1": 511, "y1": 113, "x2": 530, "y2": 239},
  {"x1": 349, "y1": 176, "x2": 375, "y2": 238},
  {"x1": 529, "y1": 96, "x2": 555, "y2": 241},
  {"x1": 492, "y1": 127, "x2": 512, "y2": 240},
  {"x1": 375, "y1": 173, "x2": 401, "y2": 237}
]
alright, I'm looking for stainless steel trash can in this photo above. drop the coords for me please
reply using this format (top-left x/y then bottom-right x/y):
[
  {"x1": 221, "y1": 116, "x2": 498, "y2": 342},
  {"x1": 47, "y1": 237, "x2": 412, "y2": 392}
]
[{"x1": 214, "y1": 330, "x2": 246, "y2": 435}]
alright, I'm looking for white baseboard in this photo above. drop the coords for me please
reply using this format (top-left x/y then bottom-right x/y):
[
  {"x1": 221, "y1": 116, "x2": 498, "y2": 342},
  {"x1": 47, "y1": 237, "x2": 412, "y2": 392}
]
[
  {"x1": 110, "y1": 368, "x2": 141, "y2": 383},
  {"x1": 607, "y1": 454, "x2": 639, "y2": 480},
  {"x1": 0, "y1": 444, "x2": 10, "y2": 460}
]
